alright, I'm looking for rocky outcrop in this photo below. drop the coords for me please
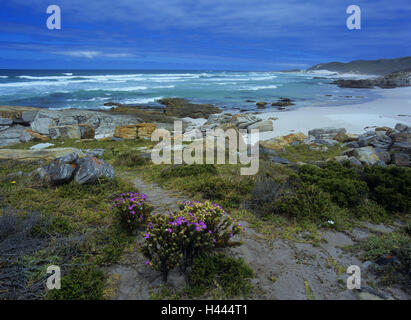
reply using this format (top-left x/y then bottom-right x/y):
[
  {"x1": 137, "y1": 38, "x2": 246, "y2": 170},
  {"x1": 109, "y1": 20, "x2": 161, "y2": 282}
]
[
  {"x1": 158, "y1": 98, "x2": 221, "y2": 119},
  {"x1": 36, "y1": 152, "x2": 114, "y2": 185},
  {"x1": 260, "y1": 133, "x2": 307, "y2": 155},
  {"x1": 19, "y1": 129, "x2": 49, "y2": 143},
  {"x1": 0, "y1": 148, "x2": 85, "y2": 162},
  {"x1": 272, "y1": 98, "x2": 295, "y2": 108},
  {"x1": 49, "y1": 124, "x2": 95, "y2": 140},
  {"x1": 114, "y1": 123, "x2": 157, "y2": 140},
  {"x1": 332, "y1": 70, "x2": 411, "y2": 89}
]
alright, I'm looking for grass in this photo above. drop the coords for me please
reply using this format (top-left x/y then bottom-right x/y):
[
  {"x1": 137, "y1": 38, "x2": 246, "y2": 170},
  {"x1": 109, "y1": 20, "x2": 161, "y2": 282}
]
[
  {"x1": 282, "y1": 143, "x2": 345, "y2": 163},
  {"x1": 0, "y1": 159, "x2": 138, "y2": 299}
]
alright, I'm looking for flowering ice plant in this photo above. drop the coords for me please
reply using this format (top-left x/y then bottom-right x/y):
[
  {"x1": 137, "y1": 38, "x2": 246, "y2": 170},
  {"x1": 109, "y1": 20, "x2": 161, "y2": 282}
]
[
  {"x1": 140, "y1": 200, "x2": 244, "y2": 282},
  {"x1": 111, "y1": 192, "x2": 153, "y2": 234}
]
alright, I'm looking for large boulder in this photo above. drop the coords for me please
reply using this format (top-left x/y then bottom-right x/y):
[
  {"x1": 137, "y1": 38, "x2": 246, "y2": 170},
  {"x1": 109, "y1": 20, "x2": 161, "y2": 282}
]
[
  {"x1": 353, "y1": 146, "x2": 380, "y2": 165},
  {"x1": 247, "y1": 120, "x2": 273, "y2": 133},
  {"x1": 395, "y1": 123, "x2": 411, "y2": 133},
  {"x1": 137, "y1": 123, "x2": 156, "y2": 138},
  {"x1": 230, "y1": 114, "x2": 259, "y2": 129},
  {"x1": 19, "y1": 129, "x2": 49, "y2": 143},
  {"x1": 391, "y1": 153, "x2": 410, "y2": 166},
  {"x1": 308, "y1": 127, "x2": 346, "y2": 140},
  {"x1": 49, "y1": 124, "x2": 95, "y2": 140},
  {"x1": 0, "y1": 148, "x2": 84, "y2": 162},
  {"x1": 43, "y1": 153, "x2": 79, "y2": 184},
  {"x1": 159, "y1": 98, "x2": 221, "y2": 119},
  {"x1": 31, "y1": 117, "x2": 56, "y2": 135},
  {"x1": 0, "y1": 125, "x2": 27, "y2": 147},
  {"x1": 74, "y1": 157, "x2": 114, "y2": 184},
  {"x1": 0, "y1": 117, "x2": 13, "y2": 126},
  {"x1": 260, "y1": 132, "x2": 306, "y2": 155},
  {"x1": 390, "y1": 142, "x2": 411, "y2": 154}
]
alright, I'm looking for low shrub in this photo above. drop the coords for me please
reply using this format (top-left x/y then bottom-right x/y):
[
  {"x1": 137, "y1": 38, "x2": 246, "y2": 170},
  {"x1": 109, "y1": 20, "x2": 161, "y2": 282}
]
[
  {"x1": 267, "y1": 183, "x2": 348, "y2": 227},
  {"x1": 188, "y1": 253, "x2": 254, "y2": 298},
  {"x1": 47, "y1": 265, "x2": 105, "y2": 300},
  {"x1": 111, "y1": 192, "x2": 153, "y2": 234},
  {"x1": 363, "y1": 166, "x2": 411, "y2": 213},
  {"x1": 161, "y1": 164, "x2": 217, "y2": 178},
  {"x1": 140, "y1": 201, "x2": 243, "y2": 281},
  {"x1": 114, "y1": 151, "x2": 147, "y2": 167},
  {"x1": 299, "y1": 162, "x2": 368, "y2": 207},
  {"x1": 354, "y1": 199, "x2": 388, "y2": 223}
]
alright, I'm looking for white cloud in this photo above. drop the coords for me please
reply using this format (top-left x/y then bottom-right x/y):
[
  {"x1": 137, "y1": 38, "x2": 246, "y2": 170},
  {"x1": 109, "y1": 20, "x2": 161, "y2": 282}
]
[{"x1": 53, "y1": 51, "x2": 134, "y2": 59}]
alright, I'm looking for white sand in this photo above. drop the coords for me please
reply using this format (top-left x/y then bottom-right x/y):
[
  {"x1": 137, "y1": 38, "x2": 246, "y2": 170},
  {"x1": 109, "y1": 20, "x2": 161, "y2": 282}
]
[{"x1": 255, "y1": 87, "x2": 411, "y2": 141}]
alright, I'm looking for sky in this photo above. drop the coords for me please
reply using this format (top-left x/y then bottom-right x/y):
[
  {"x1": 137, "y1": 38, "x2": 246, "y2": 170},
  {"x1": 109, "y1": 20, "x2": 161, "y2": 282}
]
[{"x1": 0, "y1": 0, "x2": 410, "y2": 70}]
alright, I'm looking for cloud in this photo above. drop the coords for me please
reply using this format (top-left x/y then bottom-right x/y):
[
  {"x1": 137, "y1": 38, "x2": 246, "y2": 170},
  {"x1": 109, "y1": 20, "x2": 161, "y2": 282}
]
[{"x1": 53, "y1": 50, "x2": 134, "y2": 59}]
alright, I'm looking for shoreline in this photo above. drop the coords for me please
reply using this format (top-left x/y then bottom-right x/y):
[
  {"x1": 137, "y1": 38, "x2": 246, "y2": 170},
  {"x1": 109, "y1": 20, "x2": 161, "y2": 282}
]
[{"x1": 254, "y1": 87, "x2": 411, "y2": 141}]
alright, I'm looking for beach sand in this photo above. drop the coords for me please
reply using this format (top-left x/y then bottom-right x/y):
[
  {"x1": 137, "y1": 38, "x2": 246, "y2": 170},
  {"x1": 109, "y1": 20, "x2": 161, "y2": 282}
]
[{"x1": 254, "y1": 87, "x2": 411, "y2": 141}]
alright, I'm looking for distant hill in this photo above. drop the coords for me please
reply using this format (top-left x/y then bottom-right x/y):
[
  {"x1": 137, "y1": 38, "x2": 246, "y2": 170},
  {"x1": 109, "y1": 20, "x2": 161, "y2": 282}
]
[{"x1": 307, "y1": 56, "x2": 411, "y2": 76}]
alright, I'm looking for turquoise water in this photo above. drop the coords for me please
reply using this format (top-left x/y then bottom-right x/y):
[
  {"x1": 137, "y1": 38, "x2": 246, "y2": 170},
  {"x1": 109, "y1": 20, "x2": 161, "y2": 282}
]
[{"x1": 0, "y1": 70, "x2": 378, "y2": 112}]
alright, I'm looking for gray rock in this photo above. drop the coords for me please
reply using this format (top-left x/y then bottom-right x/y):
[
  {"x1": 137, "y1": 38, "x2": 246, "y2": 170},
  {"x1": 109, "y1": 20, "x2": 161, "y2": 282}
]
[
  {"x1": 0, "y1": 117, "x2": 13, "y2": 126},
  {"x1": 74, "y1": 157, "x2": 114, "y2": 184},
  {"x1": 390, "y1": 142, "x2": 411, "y2": 154},
  {"x1": 21, "y1": 111, "x2": 38, "y2": 124},
  {"x1": 342, "y1": 141, "x2": 359, "y2": 148},
  {"x1": 390, "y1": 132, "x2": 411, "y2": 143},
  {"x1": 0, "y1": 125, "x2": 10, "y2": 132},
  {"x1": 0, "y1": 125, "x2": 26, "y2": 147},
  {"x1": 391, "y1": 153, "x2": 410, "y2": 166},
  {"x1": 31, "y1": 117, "x2": 55, "y2": 135},
  {"x1": 56, "y1": 152, "x2": 79, "y2": 163},
  {"x1": 308, "y1": 127, "x2": 346, "y2": 139},
  {"x1": 395, "y1": 123, "x2": 409, "y2": 132},
  {"x1": 269, "y1": 156, "x2": 291, "y2": 165},
  {"x1": 358, "y1": 131, "x2": 377, "y2": 147},
  {"x1": 44, "y1": 159, "x2": 77, "y2": 184},
  {"x1": 247, "y1": 120, "x2": 273, "y2": 132},
  {"x1": 368, "y1": 132, "x2": 392, "y2": 150},
  {"x1": 29, "y1": 143, "x2": 55, "y2": 150},
  {"x1": 348, "y1": 156, "x2": 362, "y2": 167},
  {"x1": 314, "y1": 138, "x2": 339, "y2": 146},
  {"x1": 83, "y1": 149, "x2": 105, "y2": 158},
  {"x1": 353, "y1": 146, "x2": 380, "y2": 165},
  {"x1": 375, "y1": 149, "x2": 391, "y2": 164}
]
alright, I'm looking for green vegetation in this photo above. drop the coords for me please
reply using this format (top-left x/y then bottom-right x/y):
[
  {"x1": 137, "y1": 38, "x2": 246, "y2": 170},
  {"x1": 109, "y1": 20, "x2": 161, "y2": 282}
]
[
  {"x1": 364, "y1": 166, "x2": 411, "y2": 213},
  {"x1": 0, "y1": 159, "x2": 137, "y2": 299},
  {"x1": 188, "y1": 253, "x2": 254, "y2": 299},
  {"x1": 282, "y1": 143, "x2": 344, "y2": 163}
]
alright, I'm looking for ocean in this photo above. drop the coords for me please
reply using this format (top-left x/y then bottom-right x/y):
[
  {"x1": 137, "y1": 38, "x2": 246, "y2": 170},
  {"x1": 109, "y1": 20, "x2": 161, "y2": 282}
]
[{"x1": 0, "y1": 70, "x2": 379, "y2": 112}]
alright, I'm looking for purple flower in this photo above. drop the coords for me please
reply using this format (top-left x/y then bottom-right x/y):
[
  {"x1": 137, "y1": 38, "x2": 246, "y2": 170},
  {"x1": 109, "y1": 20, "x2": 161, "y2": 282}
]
[
  {"x1": 144, "y1": 233, "x2": 150, "y2": 239},
  {"x1": 145, "y1": 260, "x2": 150, "y2": 265}
]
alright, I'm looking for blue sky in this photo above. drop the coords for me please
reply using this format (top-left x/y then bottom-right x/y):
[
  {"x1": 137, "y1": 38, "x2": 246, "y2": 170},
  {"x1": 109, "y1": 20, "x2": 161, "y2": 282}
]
[{"x1": 1, "y1": 0, "x2": 410, "y2": 70}]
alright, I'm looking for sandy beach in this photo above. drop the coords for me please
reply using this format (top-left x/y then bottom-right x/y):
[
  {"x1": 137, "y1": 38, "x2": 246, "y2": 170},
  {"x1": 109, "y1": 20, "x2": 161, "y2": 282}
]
[{"x1": 255, "y1": 87, "x2": 411, "y2": 140}]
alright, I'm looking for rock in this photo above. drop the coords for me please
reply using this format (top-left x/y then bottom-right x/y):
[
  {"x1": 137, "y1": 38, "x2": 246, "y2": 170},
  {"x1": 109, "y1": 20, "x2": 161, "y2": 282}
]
[
  {"x1": 256, "y1": 102, "x2": 268, "y2": 108},
  {"x1": 314, "y1": 139, "x2": 339, "y2": 147},
  {"x1": 390, "y1": 132, "x2": 411, "y2": 143},
  {"x1": 259, "y1": 133, "x2": 306, "y2": 155},
  {"x1": 369, "y1": 132, "x2": 392, "y2": 150},
  {"x1": 332, "y1": 70, "x2": 411, "y2": 89},
  {"x1": 375, "y1": 150, "x2": 391, "y2": 164},
  {"x1": 44, "y1": 158, "x2": 77, "y2": 184},
  {"x1": 0, "y1": 117, "x2": 13, "y2": 126},
  {"x1": 21, "y1": 110, "x2": 39, "y2": 124},
  {"x1": 348, "y1": 156, "x2": 362, "y2": 167},
  {"x1": 390, "y1": 142, "x2": 411, "y2": 154},
  {"x1": 0, "y1": 126, "x2": 9, "y2": 132},
  {"x1": 19, "y1": 129, "x2": 49, "y2": 143},
  {"x1": 247, "y1": 120, "x2": 273, "y2": 132},
  {"x1": 49, "y1": 124, "x2": 95, "y2": 140},
  {"x1": 269, "y1": 156, "x2": 291, "y2": 165},
  {"x1": 272, "y1": 98, "x2": 294, "y2": 107},
  {"x1": 395, "y1": 123, "x2": 410, "y2": 132},
  {"x1": 159, "y1": 98, "x2": 221, "y2": 119},
  {"x1": 332, "y1": 155, "x2": 349, "y2": 163},
  {"x1": 83, "y1": 149, "x2": 105, "y2": 158},
  {"x1": 74, "y1": 157, "x2": 114, "y2": 184},
  {"x1": 29, "y1": 143, "x2": 55, "y2": 150},
  {"x1": 358, "y1": 131, "x2": 377, "y2": 147},
  {"x1": 353, "y1": 146, "x2": 380, "y2": 165},
  {"x1": 342, "y1": 141, "x2": 359, "y2": 148},
  {"x1": 31, "y1": 117, "x2": 56, "y2": 135},
  {"x1": 0, "y1": 106, "x2": 40, "y2": 121},
  {"x1": 0, "y1": 148, "x2": 84, "y2": 161},
  {"x1": 230, "y1": 114, "x2": 259, "y2": 129},
  {"x1": 114, "y1": 124, "x2": 138, "y2": 140},
  {"x1": 391, "y1": 153, "x2": 410, "y2": 166},
  {"x1": 308, "y1": 128, "x2": 346, "y2": 140},
  {"x1": 0, "y1": 125, "x2": 27, "y2": 147},
  {"x1": 137, "y1": 123, "x2": 156, "y2": 138}
]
